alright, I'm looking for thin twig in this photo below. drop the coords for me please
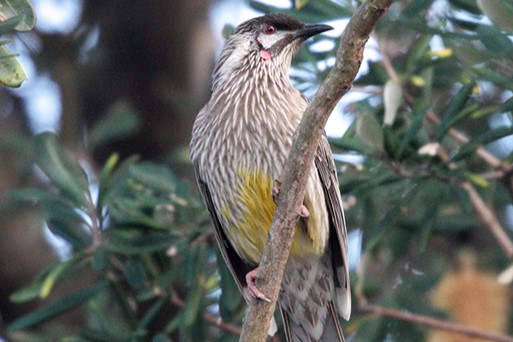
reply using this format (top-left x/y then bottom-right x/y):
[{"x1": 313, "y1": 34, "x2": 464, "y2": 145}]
[
  {"x1": 358, "y1": 302, "x2": 513, "y2": 342},
  {"x1": 460, "y1": 181, "x2": 513, "y2": 257}
]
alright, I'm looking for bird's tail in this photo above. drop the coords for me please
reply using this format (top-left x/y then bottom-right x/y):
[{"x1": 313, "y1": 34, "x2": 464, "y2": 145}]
[{"x1": 280, "y1": 301, "x2": 345, "y2": 342}]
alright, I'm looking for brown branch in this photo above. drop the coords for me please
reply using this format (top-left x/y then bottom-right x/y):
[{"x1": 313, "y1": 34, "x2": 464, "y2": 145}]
[
  {"x1": 358, "y1": 302, "x2": 513, "y2": 342},
  {"x1": 239, "y1": 1, "x2": 395, "y2": 341},
  {"x1": 460, "y1": 181, "x2": 513, "y2": 258}
]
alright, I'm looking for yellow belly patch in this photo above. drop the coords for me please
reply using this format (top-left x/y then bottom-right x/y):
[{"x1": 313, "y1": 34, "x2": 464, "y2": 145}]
[{"x1": 221, "y1": 167, "x2": 320, "y2": 264}]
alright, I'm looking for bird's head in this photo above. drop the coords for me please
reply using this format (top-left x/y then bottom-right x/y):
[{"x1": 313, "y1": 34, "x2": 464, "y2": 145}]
[{"x1": 212, "y1": 14, "x2": 332, "y2": 90}]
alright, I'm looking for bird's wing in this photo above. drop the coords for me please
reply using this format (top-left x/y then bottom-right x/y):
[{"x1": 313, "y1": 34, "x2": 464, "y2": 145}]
[
  {"x1": 194, "y1": 168, "x2": 253, "y2": 302},
  {"x1": 315, "y1": 135, "x2": 352, "y2": 320}
]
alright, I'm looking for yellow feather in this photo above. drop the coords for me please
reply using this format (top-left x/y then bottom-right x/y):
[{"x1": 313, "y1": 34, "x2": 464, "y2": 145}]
[{"x1": 221, "y1": 167, "x2": 321, "y2": 264}]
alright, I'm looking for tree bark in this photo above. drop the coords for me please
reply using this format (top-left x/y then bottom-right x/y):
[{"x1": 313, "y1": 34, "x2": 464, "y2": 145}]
[{"x1": 239, "y1": 0, "x2": 396, "y2": 340}]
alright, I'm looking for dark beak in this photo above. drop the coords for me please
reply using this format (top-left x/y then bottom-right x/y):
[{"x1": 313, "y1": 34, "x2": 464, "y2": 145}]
[{"x1": 294, "y1": 24, "x2": 333, "y2": 40}]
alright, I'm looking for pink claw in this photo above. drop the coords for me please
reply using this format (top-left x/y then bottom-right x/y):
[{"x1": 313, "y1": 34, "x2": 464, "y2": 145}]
[
  {"x1": 245, "y1": 268, "x2": 271, "y2": 303},
  {"x1": 273, "y1": 179, "x2": 310, "y2": 219}
]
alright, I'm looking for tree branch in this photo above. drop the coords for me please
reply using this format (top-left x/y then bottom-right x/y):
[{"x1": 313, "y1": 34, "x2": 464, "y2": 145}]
[
  {"x1": 459, "y1": 181, "x2": 513, "y2": 258},
  {"x1": 239, "y1": 1, "x2": 395, "y2": 340},
  {"x1": 358, "y1": 302, "x2": 513, "y2": 342}
]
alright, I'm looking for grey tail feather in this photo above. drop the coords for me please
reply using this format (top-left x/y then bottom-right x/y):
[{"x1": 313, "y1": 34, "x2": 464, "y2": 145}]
[{"x1": 279, "y1": 302, "x2": 345, "y2": 342}]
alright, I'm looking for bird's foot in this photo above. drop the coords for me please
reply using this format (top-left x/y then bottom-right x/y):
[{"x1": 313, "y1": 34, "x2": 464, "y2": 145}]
[
  {"x1": 246, "y1": 268, "x2": 271, "y2": 303},
  {"x1": 272, "y1": 179, "x2": 282, "y2": 204},
  {"x1": 273, "y1": 179, "x2": 310, "y2": 219}
]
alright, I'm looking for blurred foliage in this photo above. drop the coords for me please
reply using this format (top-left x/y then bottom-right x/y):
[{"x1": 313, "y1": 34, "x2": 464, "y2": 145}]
[
  {"x1": 3, "y1": 0, "x2": 513, "y2": 341},
  {"x1": 0, "y1": 0, "x2": 36, "y2": 87},
  {"x1": 7, "y1": 131, "x2": 246, "y2": 341}
]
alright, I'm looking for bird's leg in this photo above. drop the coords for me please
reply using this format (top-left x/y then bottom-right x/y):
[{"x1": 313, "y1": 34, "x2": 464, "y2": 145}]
[
  {"x1": 245, "y1": 268, "x2": 271, "y2": 302},
  {"x1": 273, "y1": 179, "x2": 310, "y2": 219}
]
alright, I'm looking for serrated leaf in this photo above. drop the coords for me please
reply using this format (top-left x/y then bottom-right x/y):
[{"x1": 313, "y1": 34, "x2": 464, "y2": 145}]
[
  {"x1": 0, "y1": 0, "x2": 36, "y2": 31},
  {"x1": 34, "y1": 132, "x2": 90, "y2": 207},
  {"x1": 8, "y1": 281, "x2": 108, "y2": 331},
  {"x1": 477, "y1": 0, "x2": 513, "y2": 32},
  {"x1": 0, "y1": 45, "x2": 26, "y2": 87},
  {"x1": 383, "y1": 79, "x2": 403, "y2": 126},
  {"x1": 356, "y1": 113, "x2": 384, "y2": 152}
]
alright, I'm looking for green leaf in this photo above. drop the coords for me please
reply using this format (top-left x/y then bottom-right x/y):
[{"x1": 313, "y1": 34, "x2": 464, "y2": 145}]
[
  {"x1": 451, "y1": 126, "x2": 513, "y2": 161},
  {"x1": 97, "y1": 153, "x2": 120, "y2": 209},
  {"x1": 8, "y1": 281, "x2": 109, "y2": 331},
  {"x1": 34, "y1": 132, "x2": 90, "y2": 207},
  {"x1": 464, "y1": 172, "x2": 489, "y2": 188},
  {"x1": 356, "y1": 113, "x2": 384, "y2": 152},
  {"x1": 0, "y1": 45, "x2": 26, "y2": 87},
  {"x1": 9, "y1": 280, "x2": 45, "y2": 303},
  {"x1": 0, "y1": 15, "x2": 23, "y2": 34},
  {"x1": 124, "y1": 258, "x2": 147, "y2": 289},
  {"x1": 39, "y1": 254, "x2": 87, "y2": 299},
  {"x1": 88, "y1": 101, "x2": 141, "y2": 149},
  {"x1": 129, "y1": 162, "x2": 177, "y2": 194},
  {"x1": 448, "y1": 0, "x2": 481, "y2": 14},
  {"x1": 436, "y1": 81, "x2": 475, "y2": 140},
  {"x1": 105, "y1": 230, "x2": 178, "y2": 255},
  {"x1": 477, "y1": 25, "x2": 513, "y2": 57},
  {"x1": 397, "y1": 105, "x2": 429, "y2": 159},
  {"x1": 477, "y1": 0, "x2": 513, "y2": 32},
  {"x1": 47, "y1": 218, "x2": 92, "y2": 250},
  {"x1": 0, "y1": 0, "x2": 37, "y2": 31}
]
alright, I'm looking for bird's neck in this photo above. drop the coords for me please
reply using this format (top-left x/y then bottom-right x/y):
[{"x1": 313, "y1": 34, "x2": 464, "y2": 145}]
[{"x1": 212, "y1": 50, "x2": 293, "y2": 94}]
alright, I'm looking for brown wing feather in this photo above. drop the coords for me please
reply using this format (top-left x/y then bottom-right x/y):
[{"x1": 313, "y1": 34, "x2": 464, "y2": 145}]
[
  {"x1": 315, "y1": 135, "x2": 352, "y2": 320},
  {"x1": 195, "y1": 169, "x2": 253, "y2": 301}
]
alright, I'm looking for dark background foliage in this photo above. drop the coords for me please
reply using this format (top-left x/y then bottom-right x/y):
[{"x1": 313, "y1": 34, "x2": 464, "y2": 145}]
[{"x1": 0, "y1": 0, "x2": 512, "y2": 341}]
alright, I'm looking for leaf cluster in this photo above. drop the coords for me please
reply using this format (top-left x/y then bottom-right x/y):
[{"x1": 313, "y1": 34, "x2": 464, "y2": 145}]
[
  {"x1": 7, "y1": 132, "x2": 246, "y2": 341},
  {"x1": 0, "y1": 0, "x2": 35, "y2": 87}
]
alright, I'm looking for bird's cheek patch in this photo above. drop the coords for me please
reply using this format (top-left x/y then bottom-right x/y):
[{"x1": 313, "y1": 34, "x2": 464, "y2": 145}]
[{"x1": 260, "y1": 50, "x2": 272, "y2": 60}]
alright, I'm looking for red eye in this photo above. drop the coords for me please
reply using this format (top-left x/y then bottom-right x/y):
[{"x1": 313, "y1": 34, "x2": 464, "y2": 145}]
[{"x1": 264, "y1": 24, "x2": 276, "y2": 35}]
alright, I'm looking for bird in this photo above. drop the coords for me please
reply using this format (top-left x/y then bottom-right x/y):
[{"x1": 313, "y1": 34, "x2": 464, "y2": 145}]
[{"x1": 190, "y1": 13, "x2": 351, "y2": 341}]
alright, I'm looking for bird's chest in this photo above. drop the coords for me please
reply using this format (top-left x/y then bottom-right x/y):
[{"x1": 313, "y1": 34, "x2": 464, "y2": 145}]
[{"x1": 193, "y1": 86, "x2": 319, "y2": 264}]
